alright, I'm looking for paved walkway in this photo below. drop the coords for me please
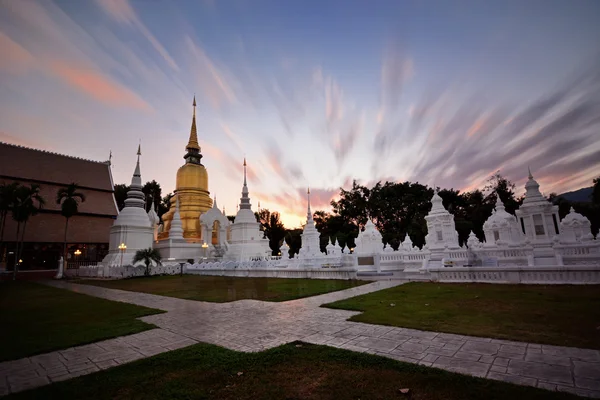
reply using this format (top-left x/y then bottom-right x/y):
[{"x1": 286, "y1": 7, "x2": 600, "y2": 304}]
[{"x1": 1, "y1": 280, "x2": 599, "y2": 398}]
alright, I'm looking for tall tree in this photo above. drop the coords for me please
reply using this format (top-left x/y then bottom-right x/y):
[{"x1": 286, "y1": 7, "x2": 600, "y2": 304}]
[
  {"x1": 256, "y1": 209, "x2": 286, "y2": 255},
  {"x1": 0, "y1": 182, "x2": 19, "y2": 265},
  {"x1": 11, "y1": 184, "x2": 45, "y2": 279},
  {"x1": 113, "y1": 184, "x2": 129, "y2": 211},
  {"x1": 592, "y1": 177, "x2": 600, "y2": 205},
  {"x1": 56, "y1": 183, "x2": 86, "y2": 266},
  {"x1": 160, "y1": 192, "x2": 173, "y2": 218},
  {"x1": 142, "y1": 180, "x2": 162, "y2": 212},
  {"x1": 483, "y1": 171, "x2": 522, "y2": 215}
]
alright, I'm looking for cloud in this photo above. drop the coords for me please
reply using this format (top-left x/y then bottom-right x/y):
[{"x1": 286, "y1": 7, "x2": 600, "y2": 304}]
[
  {"x1": 0, "y1": 32, "x2": 34, "y2": 74},
  {"x1": 95, "y1": 0, "x2": 179, "y2": 71},
  {"x1": 185, "y1": 36, "x2": 237, "y2": 110},
  {"x1": 380, "y1": 44, "x2": 413, "y2": 113},
  {"x1": 50, "y1": 61, "x2": 152, "y2": 111}
]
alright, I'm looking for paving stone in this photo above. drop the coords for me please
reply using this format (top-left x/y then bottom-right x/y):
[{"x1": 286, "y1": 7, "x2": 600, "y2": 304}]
[
  {"x1": 492, "y1": 357, "x2": 510, "y2": 366},
  {"x1": 398, "y1": 342, "x2": 429, "y2": 353},
  {"x1": 576, "y1": 377, "x2": 600, "y2": 391},
  {"x1": 388, "y1": 349, "x2": 426, "y2": 361},
  {"x1": 508, "y1": 360, "x2": 573, "y2": 384},
  {"x1": 353, "y1": 337, "x2": 402, "y2": 353},
  {"x1": 432, "y1": 356, "x2": 490, "y2": 378},
  {"x1": 479, "y1": 355, "x2": 495, "y2": 364},
  {"x1": 487, "y1": 371, "x2": 537, "y2": 387},
  {"x1": 525, "y1": 352, "x2": 572, "y2": 367},
  {"x1": 422, "y1": 354, "x2": 439, "y2": 363},
  {"x1": 461, "y1": 341, "x2": 500, "y2": 355},
  {"x1": 9, "y1": 376, "x2": 49, "y2": 392},
  {"x1": 537, "y1": 381, "x2": 558, "y2": 391},
  {"x1": 543, "y1": 346, "x2": 600, "y2": 362},
  {"x1": 454, "y1": 352, "x2": 481, "y2": 361},
  {"x1": 380, "y1": 330, "x2": 411, "y2": 342},
  {"x1": 424, "y1": 347, "x2": 458, "y2": 357},
  {"x1": 489, "y1": 365, "x2": 507, "y2": 373},
  {"x1": 574, "y1": 361, "x2": 600, "y2": 380},
  {"x1": 556, "y1": 385, "x2": 600, "y2": 399},
  {"x1": 500, "y1": 345, "x2": 526, "y2": 355}
]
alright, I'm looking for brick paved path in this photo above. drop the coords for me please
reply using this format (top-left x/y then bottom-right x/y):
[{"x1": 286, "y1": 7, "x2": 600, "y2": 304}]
[{"x1": 1, "y1": 280, "x2": 599, "y2": 398}]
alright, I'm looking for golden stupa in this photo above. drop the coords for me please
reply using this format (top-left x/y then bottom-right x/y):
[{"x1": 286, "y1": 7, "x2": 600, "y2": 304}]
[{"x1": 158, "y1": 96, "x2": 212, "y2": 242}]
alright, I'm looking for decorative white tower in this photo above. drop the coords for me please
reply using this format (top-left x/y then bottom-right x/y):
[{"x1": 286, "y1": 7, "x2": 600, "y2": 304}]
[
  {"x1": 483, "y1": 196, "x2": 525, "y2": 246},
  {"x1": 515, "y1": 169, "x2": 560, "y2": 244},
  {"x1": 102, "y1": 145, "x2": 153, "y2": 266},
  {"x1": 354, "y1": 219, "x2": 384, "y2": 255},
  {"x1": 223, "y1": 158, "x2": 270, "y2": 261},
  {"x1": 200, "y1": 195, "x2": 230, "y2": 250},
  {"x1": 424, "y1": 189, "x2": 460, "y2": 250},
  {"x1": 297, "y1": 188, "x2": 323, "y2": 260},
  {"x1": 147, "y1": 198, "x2": 159, "y2": 242},
  {"x1": 559, "y1": 207, "x2": 594, "y2": 243}
]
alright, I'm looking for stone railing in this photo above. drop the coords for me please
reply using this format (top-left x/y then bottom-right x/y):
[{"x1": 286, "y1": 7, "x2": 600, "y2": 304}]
[
  {"x1": 554, "y1": 241, "x2": 600, "y2": 266},
  {"x1": 72, "y1": 262, "x2": 184, "y2": 278},
  {"x1": 429, "y1": 265, "x2": 600, "y2": 284}
]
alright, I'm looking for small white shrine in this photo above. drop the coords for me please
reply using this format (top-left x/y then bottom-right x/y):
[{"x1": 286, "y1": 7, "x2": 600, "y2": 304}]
[
  {"x1": 102, "y1": 146, "x2": 153, "y2": 266},
  {"x1": 559, "y1": 207, "x2": 594, "y2": 244},
  {"x1": 482, "y1": 196, "x2": 525, "y2": 246},
  {"x1": 200, "y1": 196, "x2": 231, "y2": 256},
  {"x1": 515, "y1": 169, "x2": 561, "y2": 244},
  {"x1": 354, "y1": 219, "x2": 384, "y2": 255},
  {"x1": 297, "y1": 189, "x2": 324, "y2": 262},
  {"x1": 424, "y1": 190, "x2": 460, "y2": 250},
  {"x1": 222, "y1": 159, "x2": 270, "y2": 261}
]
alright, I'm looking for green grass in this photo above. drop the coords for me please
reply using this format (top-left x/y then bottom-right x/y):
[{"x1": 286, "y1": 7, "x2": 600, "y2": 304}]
[
  {"x1": 78, "y1": 275, "x2": 368, "y2": 302},
  {"x1": 6, "y1": 342, "x2": 580, "y2": 400},
  {"x1": 324, "y1": 282, "x2": 600, "y2": 349},
  {"x1": 0, "y1": 281, "x2": 163, "y2": 362}
]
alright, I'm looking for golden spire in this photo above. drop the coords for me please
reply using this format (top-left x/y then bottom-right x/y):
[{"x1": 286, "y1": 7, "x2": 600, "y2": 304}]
[{"x1": 186, "y1": 95, "x2": 200, "y2": 151}]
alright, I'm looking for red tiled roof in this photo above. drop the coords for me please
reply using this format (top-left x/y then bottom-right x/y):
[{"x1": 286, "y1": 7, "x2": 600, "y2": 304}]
[{"x1": 0, "y1": 142, "x2": 113, "y2": 191}]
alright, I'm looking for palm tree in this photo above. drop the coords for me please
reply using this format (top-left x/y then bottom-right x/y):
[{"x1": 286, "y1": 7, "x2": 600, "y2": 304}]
[
  {"x1": 56, "y1": 183, "x2": 86, "y2": 267},
  {"x1": 11, "y1": 184, "x2": 45, "y2": 280},
  {"x1": 132, "y1": 248, "x2": 162, "y2": 276},
  {"x1": 0, "y1": 182, "x2": 19, "y2": 267}
]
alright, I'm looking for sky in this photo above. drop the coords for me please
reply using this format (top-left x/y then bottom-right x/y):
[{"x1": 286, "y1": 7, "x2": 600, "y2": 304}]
[{"x1": 1, "y1": 0, "x2": 599, "y2": 228}]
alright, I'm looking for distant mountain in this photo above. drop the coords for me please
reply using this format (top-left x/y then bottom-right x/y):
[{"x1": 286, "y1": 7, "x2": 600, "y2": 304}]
[{"x1": 556, "y1": 187, "x2": 593, "y2": 203}]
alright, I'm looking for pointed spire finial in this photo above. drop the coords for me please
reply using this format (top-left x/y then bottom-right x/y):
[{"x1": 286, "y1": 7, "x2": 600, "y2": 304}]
[
  {"x1": 137, "y1": 141, "x2": 141, "y2": 156},
  {"x1": 528, "y1": 166, "x2": 533, "y2": 179},
  {"x1": 186, "y1": 95, "x2": 200, "y2": 152},
  {"x1": 243, "y1": 157, "x2": 247, "y2": 186},
  {"x1": 108, "y1": 150, "x2": 112, "y2": 166}
]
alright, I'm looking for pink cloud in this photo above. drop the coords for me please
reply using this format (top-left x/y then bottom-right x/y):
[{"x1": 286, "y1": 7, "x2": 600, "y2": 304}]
[
  {"x1": 50, "y1": 61, "x2": 151, "y2": 111},
  {"x1": 0, "y1": 32, "x2": 34, "y2": 74}
]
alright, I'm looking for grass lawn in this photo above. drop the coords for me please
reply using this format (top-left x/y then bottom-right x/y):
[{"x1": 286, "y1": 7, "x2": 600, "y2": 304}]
[
  {"x1": 0, "y1": 281, "x2": 163, "y2": 362},
  {"x1": 78, "y1": 275, "x2": 368, "y2": 302},
  {"x1": 6, "y1": 342, "x2": 580, "y2": 400},
  {"x1": 324, "y1": 282, "x2": 600, "y2": 349}
]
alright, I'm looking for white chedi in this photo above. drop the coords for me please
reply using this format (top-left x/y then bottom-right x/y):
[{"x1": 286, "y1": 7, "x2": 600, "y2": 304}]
[
  {"x1": 103, "y1": 145, "x2": 153, "y2": 266},
  {"x1": 559, "y1": 207, "x2": 594, "y2": 243},
  {"x1": 483, "y1": 196, "x2": 524, "y2": 246},
  {"x1": 223, "y1": 159, "x2": 270, "y2": 261},
  {"x1": 424, "y1": 190, "x2": 460, "y2": 250},
  {"x1": 147, "y1": 198, "x2": 160, "y2": 242},
  {"x1": 401, "y1": 235, "x2": 415, "y2": 251},
  {"x1": 297, "y1": 188, "x2": 323, "y2": 260},
  {"x1": 354, "y1": 219, "x2": 384, "y2": 255}
]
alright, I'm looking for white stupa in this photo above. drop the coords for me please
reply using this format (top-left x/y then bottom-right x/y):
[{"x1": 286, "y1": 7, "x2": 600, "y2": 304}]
[
  {"x1": 200, "y1": 196, "x2": 231, "y2": 252},
  {"x1": 515, "y1": 168, "x2": 561, "y2": 245},
  {"x1": 223, "y1": 158, "x2": 270, "y2": 261},
  {"x1": 147, "y1": 197, "x2": 159, "y2": 242},
  {"x1": 483, "y1": 195, "x2": 524, "y2": 246},
  {"x1": 102, "y1": 145, "x2": 153, "y2": 266},
  {"x1": 559, "y1": 207, "x2": 594, "y2": 243},
  {"x1": 297, "y1": 188, "x2": 324, "y2": 261},
  {"x1": 424, "y1": 189, "x2": 460, "y2": 250},
  {"x1": 354, "y1": 219, "x2": 384, "y2": 255}
]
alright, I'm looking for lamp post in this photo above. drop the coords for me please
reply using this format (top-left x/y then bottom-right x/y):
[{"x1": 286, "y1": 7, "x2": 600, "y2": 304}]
[
  {"x1": 118, "y1": 243, "x2": 127, "y2": 267},
  {"x1": 201, "y1": 242, "x2": 208, "y2": 259}
]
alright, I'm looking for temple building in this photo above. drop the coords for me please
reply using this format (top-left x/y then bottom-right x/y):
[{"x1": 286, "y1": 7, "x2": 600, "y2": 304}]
[
  {"x1": 0, "y1": 142, "x2": 118, "y2": 271},
  {"x1": 159, "y1": 97, "x2": 212, "y2": 242}
]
